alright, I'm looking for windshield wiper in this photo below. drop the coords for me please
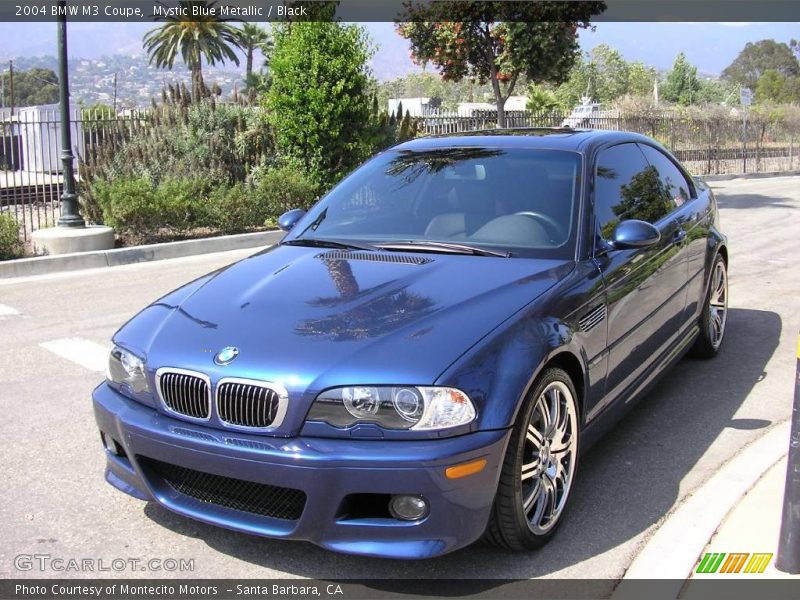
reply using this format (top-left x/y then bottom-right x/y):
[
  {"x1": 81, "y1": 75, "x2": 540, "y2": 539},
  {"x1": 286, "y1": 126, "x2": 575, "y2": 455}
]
[
  {"x1": 376, "y1": 240, "x2": 510, "y2": 258},
  {"x1": 281, "y1": 238, "x2": 379, "y2": 252}
]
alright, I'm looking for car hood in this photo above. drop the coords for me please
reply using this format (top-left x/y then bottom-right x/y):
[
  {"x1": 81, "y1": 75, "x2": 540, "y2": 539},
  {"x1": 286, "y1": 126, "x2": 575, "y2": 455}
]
[{"x1": 118, "y1": 246, "x2": 572, "y2": 416}]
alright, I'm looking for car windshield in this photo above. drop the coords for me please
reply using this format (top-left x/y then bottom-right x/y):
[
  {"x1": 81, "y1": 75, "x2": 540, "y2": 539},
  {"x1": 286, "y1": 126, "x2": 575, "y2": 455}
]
[{"x1": 287, "y1": 147, "x2": 582, "y2": 259}]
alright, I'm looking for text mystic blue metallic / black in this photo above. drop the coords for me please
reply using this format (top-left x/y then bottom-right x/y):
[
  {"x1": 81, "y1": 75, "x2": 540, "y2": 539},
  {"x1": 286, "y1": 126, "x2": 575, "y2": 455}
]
[{"x1": 93, "y1": 129, "x2": 728, "y2": 558}]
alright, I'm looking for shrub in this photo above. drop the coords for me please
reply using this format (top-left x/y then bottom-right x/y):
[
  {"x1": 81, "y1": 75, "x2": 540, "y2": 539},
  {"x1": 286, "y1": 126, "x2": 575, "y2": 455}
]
[
  {"x1": 88, "y1": 166, "x2": 315, "y2": 241},
  {"x1": 83, "y1": 99, "x2": 273, "y2": 198},
  {"x1": 266, "y1": 22, "x2": 375, "y2": 191},
  {"x1": 154, "y1": 177, "x2": 216, "y2": 231},
  {"x1": 92, "y1": 177, "x2": 161, "y2": 235},
  {"x1": 250, "y1": 164, "x2": 319, "y2": 216},
  {"x1": 207, "y1": 184, "x2": 262, "y2": 235},
  {"x1": 0, "y1": 213, "x2": 23, "y2": 260}
]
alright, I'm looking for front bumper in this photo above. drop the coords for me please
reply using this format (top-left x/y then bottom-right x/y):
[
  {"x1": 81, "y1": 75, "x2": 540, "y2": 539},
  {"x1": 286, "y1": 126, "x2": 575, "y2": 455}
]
[{"x1": 92, "y1": 383, "x2": 511, "y2": 558}]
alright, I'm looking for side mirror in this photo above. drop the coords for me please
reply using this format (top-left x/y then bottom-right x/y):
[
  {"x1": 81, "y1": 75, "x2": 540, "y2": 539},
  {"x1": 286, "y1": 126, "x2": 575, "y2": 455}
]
[
  {"x1": 609, "y1": 219, "x2": 661, "y2": 250},
  {"x1": 278, "y1": 209, "x2": 306, "y2": 232}
]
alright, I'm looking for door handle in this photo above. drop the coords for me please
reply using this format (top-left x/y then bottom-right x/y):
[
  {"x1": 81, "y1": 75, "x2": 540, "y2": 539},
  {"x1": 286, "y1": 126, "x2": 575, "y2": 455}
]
[{"x1": 673, "y1": 228, "x2": 687, "y2": 245}]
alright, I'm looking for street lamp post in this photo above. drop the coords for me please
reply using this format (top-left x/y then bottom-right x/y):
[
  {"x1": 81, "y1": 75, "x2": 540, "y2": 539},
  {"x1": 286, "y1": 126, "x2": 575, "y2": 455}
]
[{"x1": 56, "y1": 0, "x2": 85, "y2": 228}]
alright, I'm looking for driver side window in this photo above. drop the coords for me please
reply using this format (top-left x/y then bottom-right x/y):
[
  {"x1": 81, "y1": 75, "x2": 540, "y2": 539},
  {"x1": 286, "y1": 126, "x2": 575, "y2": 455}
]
[{"x1": 594, "y1": 143, "x2": 674, "y2": 239}]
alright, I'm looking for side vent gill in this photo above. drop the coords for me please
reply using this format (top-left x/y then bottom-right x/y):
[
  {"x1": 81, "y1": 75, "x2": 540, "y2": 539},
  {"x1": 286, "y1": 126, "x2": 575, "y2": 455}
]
[
  {"x1": 316, "y1": 251, "x2": 432, "y2": 266},
  {"x1": 579, "y1": 304, "x2": 607, "y2": 332}
]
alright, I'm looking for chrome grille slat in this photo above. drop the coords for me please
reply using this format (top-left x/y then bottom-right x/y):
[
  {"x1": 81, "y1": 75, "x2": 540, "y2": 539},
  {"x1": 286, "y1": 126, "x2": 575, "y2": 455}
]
[
  {"x1": 216, "y1": 379, "x2": 282, "y2": 430},
  {"x1": 157, "y1": 369, "x2": 210, "y2": 421}
]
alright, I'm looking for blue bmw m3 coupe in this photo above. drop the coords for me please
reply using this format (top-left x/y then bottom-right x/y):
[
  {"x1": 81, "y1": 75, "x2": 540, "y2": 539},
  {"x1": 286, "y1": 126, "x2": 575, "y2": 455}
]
[{"x1": 93, "y1": 129, "x2": 728, "y2": 558}]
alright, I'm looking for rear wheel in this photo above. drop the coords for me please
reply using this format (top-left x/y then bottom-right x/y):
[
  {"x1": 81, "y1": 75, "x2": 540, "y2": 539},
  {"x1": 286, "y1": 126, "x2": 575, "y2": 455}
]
[
  {"x1": 485, "y1": 367, "x2": 579, "y2": 550},
  {"x1": 690, "y1": 254, "x2": 728, "y2": 359}
]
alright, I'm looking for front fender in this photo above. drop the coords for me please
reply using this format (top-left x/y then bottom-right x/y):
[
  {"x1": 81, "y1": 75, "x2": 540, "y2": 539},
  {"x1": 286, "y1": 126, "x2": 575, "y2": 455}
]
[{"x1": 435, "y1": 311, "x2": 581, "y2": 432}]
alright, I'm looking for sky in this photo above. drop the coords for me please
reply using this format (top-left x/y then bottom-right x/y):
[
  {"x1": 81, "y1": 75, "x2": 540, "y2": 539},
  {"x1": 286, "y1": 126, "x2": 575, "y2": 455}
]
[{"x1": 0, "y1": 21, "x2": 797, "y2": 79}]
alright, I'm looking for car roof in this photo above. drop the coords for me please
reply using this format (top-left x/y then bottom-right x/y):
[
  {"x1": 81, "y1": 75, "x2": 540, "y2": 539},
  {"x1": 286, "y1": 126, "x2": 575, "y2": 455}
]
[{"x1": 392, "y1": 128, "x2": 656, "y2": 154}]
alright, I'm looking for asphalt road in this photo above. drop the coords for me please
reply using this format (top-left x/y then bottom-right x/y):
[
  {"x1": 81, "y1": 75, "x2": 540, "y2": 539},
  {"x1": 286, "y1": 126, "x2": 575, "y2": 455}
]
[{"x1": 1, "y1": 176, "x2": 798, "y2": 583}]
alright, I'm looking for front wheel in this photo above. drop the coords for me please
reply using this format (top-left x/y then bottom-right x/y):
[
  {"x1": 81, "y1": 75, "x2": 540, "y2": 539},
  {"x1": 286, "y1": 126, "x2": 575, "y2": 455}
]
[
  {"x1": 690, "y1": 254, "x2": 728, "y2": 359},
  {"x1": 485, "y1": 367, "x2": 580, "y2": 550}
]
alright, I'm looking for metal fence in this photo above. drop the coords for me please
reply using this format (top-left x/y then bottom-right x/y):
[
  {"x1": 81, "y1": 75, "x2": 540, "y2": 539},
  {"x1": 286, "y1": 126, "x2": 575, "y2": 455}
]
[
  {"x1": 2, "y1": 106, "x2": 798, "y2": 245},
  {"x1": 417, "y1": 110, "x2": 800, "y2": 177},
  {"x1": 0, "y1": 106, "x2": 147, "y2": 242}
]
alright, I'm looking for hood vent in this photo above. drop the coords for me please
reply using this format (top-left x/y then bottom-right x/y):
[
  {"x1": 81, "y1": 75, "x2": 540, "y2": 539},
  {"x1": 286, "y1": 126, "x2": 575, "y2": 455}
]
[
  {"x1": 316, "y1": 251, "x2": 432, "y2": 266},
  {"x1": 579, "y1": 304, "x2": 607, "y2": 333}
]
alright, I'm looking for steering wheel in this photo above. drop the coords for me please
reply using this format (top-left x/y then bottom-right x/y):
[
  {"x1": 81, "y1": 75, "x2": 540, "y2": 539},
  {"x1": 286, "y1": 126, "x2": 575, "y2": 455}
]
[{"x1": 513, "y1": 211, "x2": 565, "y2": 241}]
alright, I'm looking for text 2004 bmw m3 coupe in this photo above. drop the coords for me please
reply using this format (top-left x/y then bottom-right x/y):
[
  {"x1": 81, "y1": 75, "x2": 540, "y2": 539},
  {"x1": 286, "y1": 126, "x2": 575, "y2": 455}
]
[{"x1": 93, "y1": 129, "x2": 728, "y2": 559}]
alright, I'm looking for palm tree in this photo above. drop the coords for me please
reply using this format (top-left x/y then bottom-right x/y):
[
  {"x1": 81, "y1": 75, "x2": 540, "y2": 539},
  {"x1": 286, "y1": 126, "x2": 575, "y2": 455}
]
[
  {"x1": 239, "y1": 23, "x2": 272, "y2": 80},
  {"x1": 238, "y1": 23, "x2": 272, "y2": 101},
  {"x1": 143, "y1": 1, "x2": 243, "y2": 101}
]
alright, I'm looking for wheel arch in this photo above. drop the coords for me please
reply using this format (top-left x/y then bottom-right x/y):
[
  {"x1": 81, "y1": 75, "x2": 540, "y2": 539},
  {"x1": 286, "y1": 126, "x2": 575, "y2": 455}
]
[{"x1": 545, "y1": 351, "x2": 585, "y2": 420}]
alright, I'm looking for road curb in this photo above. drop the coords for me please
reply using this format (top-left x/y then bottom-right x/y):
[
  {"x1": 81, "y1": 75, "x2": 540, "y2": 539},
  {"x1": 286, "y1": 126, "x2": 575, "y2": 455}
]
[
  {"x1": 613, "y1": 422, "x2": 790, "y2": 597},
  {"x1": 0, "y1": 230, "x2": 284, "y2": 279},
  {"x1": 703, "y1": 170, "x2": 800, "y2": 182}
]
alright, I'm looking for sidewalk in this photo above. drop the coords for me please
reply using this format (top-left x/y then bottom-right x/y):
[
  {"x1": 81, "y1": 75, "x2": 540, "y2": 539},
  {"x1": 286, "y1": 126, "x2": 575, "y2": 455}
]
[
  {"x1": 689, "y1": 456, "x2": 798, "y2": 580},
  {"x1": 619, "y1": 422, "x2": 795, "y2": 591}
]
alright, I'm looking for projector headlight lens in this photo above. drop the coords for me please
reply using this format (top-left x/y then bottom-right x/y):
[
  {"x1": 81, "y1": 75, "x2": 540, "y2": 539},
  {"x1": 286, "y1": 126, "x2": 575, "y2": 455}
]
[{"x1": 307, "y1": 386, "x2": 475, "y2": 431}]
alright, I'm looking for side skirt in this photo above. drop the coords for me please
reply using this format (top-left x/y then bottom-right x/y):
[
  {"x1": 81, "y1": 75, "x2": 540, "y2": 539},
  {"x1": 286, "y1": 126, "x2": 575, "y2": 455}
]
[{"x1": 580, "y1": 321, "x2": 700, "y2": 453}]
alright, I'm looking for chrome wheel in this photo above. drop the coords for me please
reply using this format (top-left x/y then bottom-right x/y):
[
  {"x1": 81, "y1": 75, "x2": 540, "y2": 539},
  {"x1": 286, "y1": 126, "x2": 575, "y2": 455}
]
[
  {"x1": 521, "y1": 380, "x2": 578, "y2": 534},
  {"x1": 708, "y1": 260, "x2": 728, "y2": 350}
]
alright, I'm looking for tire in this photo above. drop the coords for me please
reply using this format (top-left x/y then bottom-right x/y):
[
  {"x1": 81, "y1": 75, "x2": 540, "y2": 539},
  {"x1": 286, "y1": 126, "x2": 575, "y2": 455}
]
[
  {"x1": 485, "y1": 367, "x2": 580, "y2": 551},
  {"x1": 690, "y1": 254, "x2": 728, "y2": 359}
]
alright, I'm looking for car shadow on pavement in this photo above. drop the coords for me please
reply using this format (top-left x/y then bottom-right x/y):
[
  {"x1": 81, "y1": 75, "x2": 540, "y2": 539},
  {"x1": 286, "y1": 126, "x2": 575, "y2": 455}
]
[
  {"x1": 144, "y1": 307, "x2": 781, "y2": 581},
  {"x1": 716, "y1": 193, "x2": 795, "y2": 210}
]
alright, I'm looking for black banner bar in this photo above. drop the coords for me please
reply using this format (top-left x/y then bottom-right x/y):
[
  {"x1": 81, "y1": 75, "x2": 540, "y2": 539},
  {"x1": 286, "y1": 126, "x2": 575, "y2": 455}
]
[
  {"x1": 0, "y1": 0, "x2": 799, "y2": 23},
  {"x1": 2, "y1": 580, "x2": 800, "y2": 600}
]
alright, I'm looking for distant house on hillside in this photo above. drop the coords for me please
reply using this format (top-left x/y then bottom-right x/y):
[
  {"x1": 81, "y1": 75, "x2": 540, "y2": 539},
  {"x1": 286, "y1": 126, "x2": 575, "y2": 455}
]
[
  {"x1": 388, "y1": 95, "x2": 529, "y2": 118},
  {"x1": 387, "y1": 97, "x2": 432, "y2": 118}
]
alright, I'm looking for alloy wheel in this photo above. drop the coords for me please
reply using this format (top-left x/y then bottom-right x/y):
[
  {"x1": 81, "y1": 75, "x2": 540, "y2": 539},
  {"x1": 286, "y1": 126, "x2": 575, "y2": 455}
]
[
  {"x1": 521, "y1": 380, "x2": 578, "y2": 534},
  {"x1": 708, "y1": 260, "x2": 728, "y2": 349}
]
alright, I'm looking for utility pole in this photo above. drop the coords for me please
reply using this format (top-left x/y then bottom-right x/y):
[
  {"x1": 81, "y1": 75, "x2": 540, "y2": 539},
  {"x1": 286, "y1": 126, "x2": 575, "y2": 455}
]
[
  {"x1": 56, "y1": 0, "x2": 85, "y2": 228},
  {"x1": 9, "y1": 60, "x2": 15, "y2": 116},
  {"x1": 112, "y1": 72, "x2": 117, "y2": 113}
]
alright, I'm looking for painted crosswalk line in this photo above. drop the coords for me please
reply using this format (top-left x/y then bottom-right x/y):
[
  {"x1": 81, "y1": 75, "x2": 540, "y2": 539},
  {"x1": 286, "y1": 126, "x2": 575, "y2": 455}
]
[
  {"x1": 39, "y1": 338, "x2": 110, "y2": 373},
  {"x1": 0, "y1": 304, "x2": 20, "y2": 317}
]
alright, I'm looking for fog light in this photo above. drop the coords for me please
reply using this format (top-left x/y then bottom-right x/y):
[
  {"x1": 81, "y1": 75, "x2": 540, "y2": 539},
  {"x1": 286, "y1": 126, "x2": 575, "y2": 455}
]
[
  {"x1": 389, "y1": 495, "x2": 429, "y2": 521},
  {"x1": 100, "y1": 432, "x2": 119, "y2": 456}
]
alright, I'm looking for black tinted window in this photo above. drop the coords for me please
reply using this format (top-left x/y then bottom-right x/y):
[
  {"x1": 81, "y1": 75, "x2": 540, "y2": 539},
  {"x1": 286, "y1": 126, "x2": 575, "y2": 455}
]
[
  {"x1": 595, "y1": 143, "x2": 675, "y2": 239},
  {"x1": 638, "y1": 144, "x2": 693, "y2": 208}
]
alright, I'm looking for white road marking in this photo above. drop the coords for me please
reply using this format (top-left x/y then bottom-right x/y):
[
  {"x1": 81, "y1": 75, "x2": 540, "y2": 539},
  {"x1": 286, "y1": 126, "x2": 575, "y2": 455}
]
[
  {"x1": 39, "y1": 338, "x2": 110, "y2": 373},
  {"x1": 0, "y1": 303, "x2": 20, "y2": 317}
]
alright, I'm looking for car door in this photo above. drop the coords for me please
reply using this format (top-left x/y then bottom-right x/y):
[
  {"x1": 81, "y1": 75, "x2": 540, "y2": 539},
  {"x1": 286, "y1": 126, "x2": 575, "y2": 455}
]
[
  {"x1": 636, "y1": 142, "x2": 700, "y2": 326},
  {"x1": 590, "y1": 142, "x2": 688, "y2": 416}
]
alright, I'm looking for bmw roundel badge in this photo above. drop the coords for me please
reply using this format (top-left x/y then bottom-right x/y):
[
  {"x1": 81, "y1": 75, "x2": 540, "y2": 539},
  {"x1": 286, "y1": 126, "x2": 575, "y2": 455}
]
[{"x1": 214, "y1": 346, "x2": 239, "y2": 365}]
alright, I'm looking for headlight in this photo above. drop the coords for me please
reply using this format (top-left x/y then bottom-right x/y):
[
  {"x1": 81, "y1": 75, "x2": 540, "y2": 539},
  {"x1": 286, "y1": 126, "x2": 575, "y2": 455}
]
[
  {"x1": 307, "y1": 386, "x2": 476, "y2": 431},
  {"x1": 107, "y1": 345, "x2": 150, "y2": 394}
]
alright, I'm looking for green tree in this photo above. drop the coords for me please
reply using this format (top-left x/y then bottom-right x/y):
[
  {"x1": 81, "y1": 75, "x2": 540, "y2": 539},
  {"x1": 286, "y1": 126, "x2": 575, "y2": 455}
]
[
  {"x1": 627, "y1": 61, "x2": 657, "y2": 98},
  {"x1": 662, "y1": 53, "x2": 701, "y2": 105},
  {"x1": 695, "y1": 78, "x2": 737, "y2": 104},
  {"x1": 143, "y1": 0, "x2": 243, "y2": 101},
  {"x1": 0, "y1": 68, "x2": 58, "y2": 107},
  {"x1": 722, "y1": 39, "x2": 800, "y2": 89},
  {"x1": 266, "y1": 21, "x2": 374, "y2": 191},
  {"x1": 397, "y1": 1, "x2": 606, "y2": 127},
  {"x1": 755, "y1": 69, "x2": 796, "y2": 103},
  {"x1": 589, "y1": 44, "x2": 629, "y2": 102}
]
